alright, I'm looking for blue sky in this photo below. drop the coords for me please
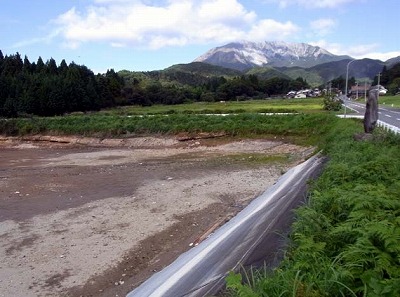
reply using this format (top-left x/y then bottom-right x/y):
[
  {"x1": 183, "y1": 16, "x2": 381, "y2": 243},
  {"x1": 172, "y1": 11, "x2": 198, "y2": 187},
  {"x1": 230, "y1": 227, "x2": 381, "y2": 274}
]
[{"x1": 1, "y1": 0, "x2": 399, "y2": 73}]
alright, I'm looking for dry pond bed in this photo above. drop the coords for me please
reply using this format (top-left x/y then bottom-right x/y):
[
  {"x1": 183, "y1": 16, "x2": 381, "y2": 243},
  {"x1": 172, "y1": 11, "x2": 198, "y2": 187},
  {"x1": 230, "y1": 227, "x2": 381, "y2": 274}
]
[{"x1": 0, "y1": 135, "x2": 313, "y2": 297}]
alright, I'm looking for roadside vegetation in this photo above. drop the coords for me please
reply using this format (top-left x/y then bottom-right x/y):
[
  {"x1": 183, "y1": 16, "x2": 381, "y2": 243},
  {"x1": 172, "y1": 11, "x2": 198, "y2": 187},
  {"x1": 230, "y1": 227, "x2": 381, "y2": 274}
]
[
  {"x1": 322, "y1": 95, "x2": 343, "y2": 111},
  {"x1": 378, "y1": 95, "x2": 400, "y2": 108},
  {"x1": 226, "y1": 119, "x2": 400, "y2": 296},
  {"x1": 352, "y1": 95, "x2": 400, "y2": 108}
]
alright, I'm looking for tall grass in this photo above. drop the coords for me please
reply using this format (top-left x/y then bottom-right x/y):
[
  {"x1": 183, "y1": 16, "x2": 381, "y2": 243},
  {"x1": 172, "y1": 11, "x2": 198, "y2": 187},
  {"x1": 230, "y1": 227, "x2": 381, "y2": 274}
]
[
  {"x1": 0, "y1": 113, "x2": 335, "y2": 144},
  {"x1": 226, "y1": 120, "x2": 400, "y2": 296}
]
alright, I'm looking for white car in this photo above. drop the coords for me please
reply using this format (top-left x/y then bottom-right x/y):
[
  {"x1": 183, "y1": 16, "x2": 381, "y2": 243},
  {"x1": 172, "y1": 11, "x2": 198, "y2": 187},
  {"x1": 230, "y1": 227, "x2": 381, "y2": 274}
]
[
  {"x1": 378, "y1": 85, "x2": 388, "y2": 95},
  {"x1": 294, "y1": 93, "x2": 307, "y2": 98}
]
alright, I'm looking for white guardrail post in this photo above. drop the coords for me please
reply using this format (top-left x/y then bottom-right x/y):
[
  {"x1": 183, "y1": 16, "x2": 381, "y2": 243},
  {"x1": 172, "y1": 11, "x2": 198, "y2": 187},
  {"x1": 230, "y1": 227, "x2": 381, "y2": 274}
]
[{"x1": 377, "y1": 120, "x2": 400, "y2": 135}]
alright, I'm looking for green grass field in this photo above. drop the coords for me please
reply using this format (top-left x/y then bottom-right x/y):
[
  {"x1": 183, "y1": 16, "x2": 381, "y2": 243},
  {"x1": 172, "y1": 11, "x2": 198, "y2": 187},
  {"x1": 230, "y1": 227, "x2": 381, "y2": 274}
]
[
  {"x1": 98, "y1": 98, "x2": 324, "y2": 116},
  {"x1": 0, "y1": 97, "x2": 327, "y2": 140},
  {"x1": 353, "y1": 95, "x2": 400, "y2": 108},
  {"x1": 379, "y1": 95, "x2": 400, "y2": 108}
]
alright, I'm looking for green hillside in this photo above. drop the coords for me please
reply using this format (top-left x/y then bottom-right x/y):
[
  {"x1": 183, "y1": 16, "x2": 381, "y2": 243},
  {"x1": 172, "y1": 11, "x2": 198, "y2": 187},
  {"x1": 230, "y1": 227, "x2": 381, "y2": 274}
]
[
  {"x1": 118, "y1": 62, "x2": 241, "y2": 88},
  {"x1": 164, "y1": 62, "x2": 242, "y2": 77},
  {"x1": 275, "y1": 66, "x2": 323, "y2": 87},
  {"x1": 245, "y1": 66, "x2": 290, "y2": 80}
]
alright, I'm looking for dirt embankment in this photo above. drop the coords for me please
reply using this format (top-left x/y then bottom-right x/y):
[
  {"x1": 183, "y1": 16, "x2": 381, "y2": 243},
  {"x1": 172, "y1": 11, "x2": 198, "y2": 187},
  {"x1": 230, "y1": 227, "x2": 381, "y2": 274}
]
[{"x1": 0, "y1": 135, "x2": 314, "y2": 297}]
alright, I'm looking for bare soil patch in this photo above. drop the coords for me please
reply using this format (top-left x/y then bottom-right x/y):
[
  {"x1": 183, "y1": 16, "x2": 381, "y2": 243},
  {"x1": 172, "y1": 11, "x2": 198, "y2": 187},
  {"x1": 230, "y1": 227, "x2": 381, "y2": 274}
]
[{"x1": 0, "y1": 135, "x2": 313, "y2": 297}]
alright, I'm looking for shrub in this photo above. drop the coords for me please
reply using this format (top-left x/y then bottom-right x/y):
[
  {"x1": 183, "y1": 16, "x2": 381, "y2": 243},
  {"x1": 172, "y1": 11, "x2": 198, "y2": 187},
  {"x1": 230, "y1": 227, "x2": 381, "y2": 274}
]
[{"x1": 323, "y1": 95, "x2": 343, "y2": 111}]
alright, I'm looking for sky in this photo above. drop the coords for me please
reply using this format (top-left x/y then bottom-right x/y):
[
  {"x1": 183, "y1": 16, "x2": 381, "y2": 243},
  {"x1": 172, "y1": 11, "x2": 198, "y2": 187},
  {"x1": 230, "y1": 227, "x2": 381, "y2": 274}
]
[{"x1": 1, "y1": 0, "x2": 399, "y2": 73}]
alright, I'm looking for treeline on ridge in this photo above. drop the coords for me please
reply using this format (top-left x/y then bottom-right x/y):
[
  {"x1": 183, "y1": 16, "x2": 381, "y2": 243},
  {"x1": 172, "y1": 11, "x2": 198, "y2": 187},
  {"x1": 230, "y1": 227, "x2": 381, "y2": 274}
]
[
  {"x1": 118, "y1": 66, "x2": 311, "y2": 106},
  {"x1": 0, "y1": 51, "x2": 312, "y2": 118},
  {"x1": 0, "y1": 51, "x2": 124, "y2": 117}
]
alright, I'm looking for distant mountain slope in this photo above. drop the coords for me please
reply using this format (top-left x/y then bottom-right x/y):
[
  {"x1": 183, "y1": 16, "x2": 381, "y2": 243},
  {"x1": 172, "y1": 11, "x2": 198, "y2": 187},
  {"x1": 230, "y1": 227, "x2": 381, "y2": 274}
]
[
  {"x1": 245, "y1": 66, "x2": 290, "y2": 80},
  {"x1": 119, "y1": 58, "x2": 389, "y2": 90},
  {"x1": 164, "y1": 62, "x2": 242, "y2": 77},
  {"x1": 274, "y1": 58, "x2": 384, "y2": 87},
  {"x1": 273, "y1": 66, "x2": 324, "y2": 87},
  {"x1": 386, "y1": 56, "x2": 400, "y2": 68},
  {"x1": 119, "y1": 62, "x2": 242, "y2": 87},
  {"x1": 194, "y1": 41, "x2": 350, "y2": 71},
  {"x1": 158, "y1": 62, "x2": 241, "y2": 86},
  {"x1": 309, "y1": 58, "x2": 383, "y2": 81}
]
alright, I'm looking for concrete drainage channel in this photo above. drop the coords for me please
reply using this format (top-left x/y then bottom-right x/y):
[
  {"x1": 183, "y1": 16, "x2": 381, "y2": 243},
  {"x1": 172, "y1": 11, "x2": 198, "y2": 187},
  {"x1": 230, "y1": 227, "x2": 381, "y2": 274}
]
[{"x1": 127, "y1": 154, "x2": 326, "y2": 297}]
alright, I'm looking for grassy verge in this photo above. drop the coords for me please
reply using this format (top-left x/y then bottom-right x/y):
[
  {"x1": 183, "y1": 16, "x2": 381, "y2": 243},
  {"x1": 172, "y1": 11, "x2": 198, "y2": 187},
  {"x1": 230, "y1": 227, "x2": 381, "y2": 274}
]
[
  {"x1": 379, "y1": 95, "x2": 400, "y2": 108},
  {"x1": 352, "y1": 95, "x2": 400, "y2": 108},
  {"x1": 226, "y1": 120, "x2": 400, "y2": 296}
]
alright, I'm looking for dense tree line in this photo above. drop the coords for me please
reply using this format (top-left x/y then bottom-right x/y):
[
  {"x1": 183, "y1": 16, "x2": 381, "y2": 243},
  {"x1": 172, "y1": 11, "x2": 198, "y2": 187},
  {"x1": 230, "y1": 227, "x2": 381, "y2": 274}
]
[
  {"x1": 375, "y1": 63, "x2": 400, "y2": 94},
  {"x1": 0, "y1": 50, "x2": 124, "y2": 117},
  {"x1": 2, "y1": 49, "x2": 400, "y2": 117},
  {"x1": 322, "y1": 76, "x2": 356, "y2": 95},
  {"x1": 120, "y1": 71, "x2": 311, "y2": 106},
  {"x1": 1, "y1": 50, "x2": 309, "y2": 116}
]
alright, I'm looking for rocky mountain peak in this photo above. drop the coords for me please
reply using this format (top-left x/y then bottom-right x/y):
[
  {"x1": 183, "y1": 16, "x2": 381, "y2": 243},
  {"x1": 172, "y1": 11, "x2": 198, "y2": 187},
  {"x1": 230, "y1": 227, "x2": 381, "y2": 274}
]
[{"x1": 194, "y1": 40, "x2": 348, "y2": 71}]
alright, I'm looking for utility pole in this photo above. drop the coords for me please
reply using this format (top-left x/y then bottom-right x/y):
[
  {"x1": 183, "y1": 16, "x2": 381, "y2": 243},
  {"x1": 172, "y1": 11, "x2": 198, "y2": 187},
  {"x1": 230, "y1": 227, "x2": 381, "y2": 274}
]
[
  {"x1": 377, "y1": 72, "x2": 381, "y2": 101},
  {"x1": 344, "y1": 59, "x2": 356, "y2": 119},
  {"x1": 356, "y1": 82, "x2": 359, "y2": 100},
  {"x1": 364, "y1": 80, "x2": 367, "y2": 102},
  {"x1": 345, "y1": 59, "x2": 356, "y2": 98}
]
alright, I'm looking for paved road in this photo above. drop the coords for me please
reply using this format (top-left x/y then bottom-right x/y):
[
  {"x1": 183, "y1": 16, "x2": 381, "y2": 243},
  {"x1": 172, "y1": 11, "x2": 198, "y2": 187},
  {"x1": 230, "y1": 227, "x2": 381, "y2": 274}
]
[
  {"x1": 127, "y1": 154, "x2": 325, "y2": 297},
  {"x1": 342, "y1": 98, "x2": 400, "y2": 129}
]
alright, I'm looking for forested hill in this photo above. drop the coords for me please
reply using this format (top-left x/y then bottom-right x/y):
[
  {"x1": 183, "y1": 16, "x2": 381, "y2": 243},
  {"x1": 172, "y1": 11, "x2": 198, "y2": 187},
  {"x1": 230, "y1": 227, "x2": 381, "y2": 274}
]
[
  {"x1": 0, "y1": 51, "x2": 310, "y2": 117},
  {"x1": 0, "y1": 50, "x2": 124, "y2": 117}
]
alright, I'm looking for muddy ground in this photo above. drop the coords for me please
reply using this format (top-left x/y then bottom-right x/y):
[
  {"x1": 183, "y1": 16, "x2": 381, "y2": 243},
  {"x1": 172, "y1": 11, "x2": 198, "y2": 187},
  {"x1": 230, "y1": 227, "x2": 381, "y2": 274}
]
[{"x1": 0, "y1": 135, "x2": 313, "y2": 297}]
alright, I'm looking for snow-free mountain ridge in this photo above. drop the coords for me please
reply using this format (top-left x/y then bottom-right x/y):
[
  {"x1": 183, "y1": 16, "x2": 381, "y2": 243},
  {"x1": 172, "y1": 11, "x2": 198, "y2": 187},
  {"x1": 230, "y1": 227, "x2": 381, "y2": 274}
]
[{"x1": 194, "y1": 41, "x2": 351, "y2": 71}]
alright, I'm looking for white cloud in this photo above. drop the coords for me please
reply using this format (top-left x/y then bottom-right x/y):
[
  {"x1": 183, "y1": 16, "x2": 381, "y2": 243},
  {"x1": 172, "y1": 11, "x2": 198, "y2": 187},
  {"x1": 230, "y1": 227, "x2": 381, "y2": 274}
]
[
  {"x1": 263, "y1": 0, "x2": 361, "y2": 9},
  {"x1": 248, "y1": 19, "x2": 299, "y2": 41},
  {"x1": 310, "y1": 39, "x2": 400, "y2": 61},
  {"x1": 53, "y1": 0, "x2": 299, "y2": 49},
  {"x1": 308, "y1": 40, "x2": 340, "y2": 55},
  {"x1": 309, "y1": 18, "x2": 336, "y2": 36},
  {"x1": 354, "y1": 51, "x2": 400, "y2": 61},
  {"x1": 346, "y1": 43, "x2": 380, "y2": 57},
  {"x1": 111, "y1": 42, "x2": 127, "y2": 48},
  {"x1": 198, "y1": 0, "x2": 256, "y2": 23},
  {"x1": 12, "y1": 29, "x2": 61, "y2": 49}
]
